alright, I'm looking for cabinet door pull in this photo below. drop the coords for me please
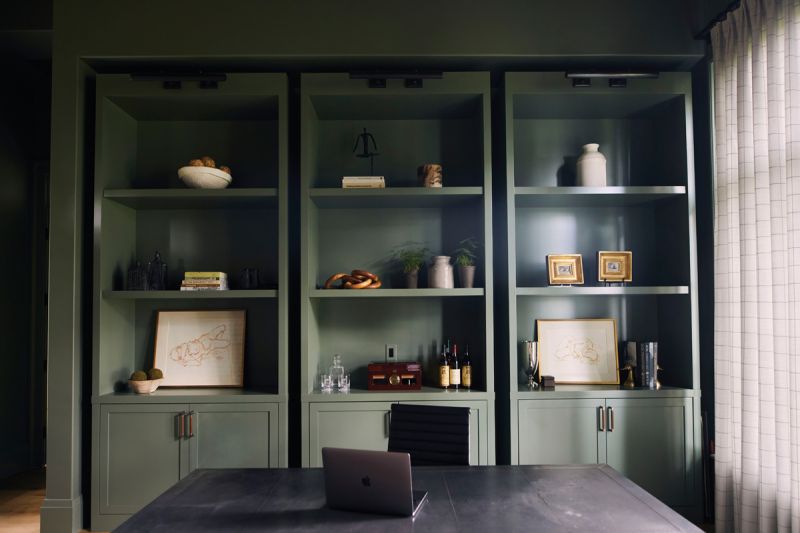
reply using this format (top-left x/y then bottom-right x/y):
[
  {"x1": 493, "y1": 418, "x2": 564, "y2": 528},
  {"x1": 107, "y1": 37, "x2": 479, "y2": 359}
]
[
  {"x1": 597, "y1": 406, "x2": 605, "y2": 432},
  {"x1": 188, "y1": 411, "x2": 195, "y2": 438},
  {"x1": 607, "y1": 407, "x2": 614, "y2": 432},
  {"x1": 178, "y1": 412, "x2": 185, "y2": 439},
  {"x1": 385, "y1": 411, "x2": 392, "y2": 437}
]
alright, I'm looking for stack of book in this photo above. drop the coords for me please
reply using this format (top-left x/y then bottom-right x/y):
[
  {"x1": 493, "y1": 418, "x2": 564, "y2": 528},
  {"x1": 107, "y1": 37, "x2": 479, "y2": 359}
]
[
  {"x1": 180, "y1": 271, "x2": 229, "y2": 291},
  {"x1": 341, "y1": 176, "x2": 385, "y2": 189}
]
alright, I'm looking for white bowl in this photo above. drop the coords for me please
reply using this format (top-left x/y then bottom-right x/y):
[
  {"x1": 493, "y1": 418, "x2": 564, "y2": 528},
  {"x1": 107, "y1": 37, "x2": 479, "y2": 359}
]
[
  {"x1": 128, "y1": 379, "x2": 162, "y2": 394},
  {"x1": 178, "y1": 166, "x2": 232, "y2": 189}
]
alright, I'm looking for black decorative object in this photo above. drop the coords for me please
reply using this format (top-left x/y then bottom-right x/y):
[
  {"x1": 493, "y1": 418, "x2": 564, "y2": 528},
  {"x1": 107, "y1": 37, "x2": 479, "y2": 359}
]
[
  {"x1": 352, "y1": 127, "x2": 379, "y2": 175},
  {"x1": 239, "y1": 267, "x2": 260, "y2": 289},
  {"x1": 146, "y1": 251, "x2": 168, "y2": 291},
  {"x1": 126, "y1": 262, "x2": 148, "y2": 291}
]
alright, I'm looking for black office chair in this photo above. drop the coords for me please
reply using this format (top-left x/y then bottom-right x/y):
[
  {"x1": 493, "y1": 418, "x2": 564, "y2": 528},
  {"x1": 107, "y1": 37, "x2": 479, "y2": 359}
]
[{"x1": 387, "y1": 403, "x2": 470, "y2": 466}]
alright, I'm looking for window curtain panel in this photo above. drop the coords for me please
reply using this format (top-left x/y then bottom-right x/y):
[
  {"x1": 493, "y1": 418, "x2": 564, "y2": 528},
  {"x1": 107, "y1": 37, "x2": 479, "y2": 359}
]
[{"x1": 712, "y1": 0, "x2": 800, "y2": 531}]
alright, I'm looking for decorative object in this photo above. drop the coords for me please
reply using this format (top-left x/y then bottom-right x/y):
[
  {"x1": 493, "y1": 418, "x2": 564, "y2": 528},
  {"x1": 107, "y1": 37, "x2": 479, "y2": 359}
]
[
  {"x1": 621, "y1": 364, "x2": 635, "y2": 389},
  {"x1": 418, "y1": 164, "x2": 443, "y2": 187},
  {"x1": 153, "y1": 309, "x2": 245, "y2": 387},
  {"x1": 353, "y1": 127, "x2": 379, "y2": 175},
  {"x1": 636, "y1": 341, "x2": 658, "y2": 389},
  {"x1": 453, "y1": 237, "x2": 480, "y2": 288},
  {"x1": 126, "y1": 261, "x2": 148, "y2": 290},
  {"x1": 128, "y1": 368, "x2": 163, "y2": 394},
  {"x1": 328, "y1": 354, "x2": 348, "y2": 392},
  {"x1": 341, "y1": 176, "x2": 385, "y2": 188},
  {"x1": 656, "y1": 364, "x2": 663, "y2": 390},
  {"x1": 546, "y1": 254, "x2": 584, "y2": 285},
  {"x1": 367, "y1": 362, "x2": 422, "y2": 390},
  {"x1": 536, "y1": 318, "x2": 619, "y2": 385},
  {"x1": 147, "y1": 251, "x2": 168, "y2": 291},
  {"x1": 178, "y1": 155, "x2": 232, "y2": 189},
  {"x1": 519, "y1": 340, "x2": 539, "y2": 389},
  {"x1": 540, "y1": 375, "x2": 556, "y2": 390},
  {"x1": 576, "y1": 143, "x2": 606, "y2": 186},
  {"x1": 393, "y1": 244, "x2": 429, "y2": 289},
  {"x1": 598, "y1": 251, "x2": 632, "y2": 283},
  {"x1": 239, "y1": 268, "x2": 260, "y2": 289},
  {"x1": 428, "y1": 255, "x2": 454, "y2": 288},
  {"x1": 323, "y1": 269, "x2": 382, "y2": 289}
]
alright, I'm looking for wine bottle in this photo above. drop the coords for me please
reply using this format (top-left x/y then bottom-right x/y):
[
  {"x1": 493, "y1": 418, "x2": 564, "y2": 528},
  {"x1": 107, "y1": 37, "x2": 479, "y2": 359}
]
[
  {"x1": 462, "y1": 344, "x2": 472, "y2": 389},
  {"x1": 450, "y1": 344, "x2": 461, "y2": 390},
  {"x1": 438, "y1": 343, "x2": 450, "y2": 388}
]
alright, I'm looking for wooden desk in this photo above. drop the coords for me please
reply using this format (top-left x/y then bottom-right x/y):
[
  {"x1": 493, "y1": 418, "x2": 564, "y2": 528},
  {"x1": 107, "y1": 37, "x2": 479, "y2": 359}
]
[{"x1": 115, "y1": 465, "x2": 700, "y2": 532}]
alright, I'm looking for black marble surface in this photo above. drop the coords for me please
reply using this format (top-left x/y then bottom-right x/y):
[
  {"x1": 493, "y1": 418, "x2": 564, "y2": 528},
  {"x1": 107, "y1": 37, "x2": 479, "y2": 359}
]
[{"x1": 115, "y1": 465, "x2": 700, "y2": 532}]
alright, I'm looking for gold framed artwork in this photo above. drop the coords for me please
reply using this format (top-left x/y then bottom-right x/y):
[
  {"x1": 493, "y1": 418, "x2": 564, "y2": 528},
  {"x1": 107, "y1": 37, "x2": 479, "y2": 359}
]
[
  {"x1": 536, "y1": 318, "x2": 619, "y2": 384},
  {"x1": 597, "y1": 251, "x2": 632, "y2": 282},
  {"x1": 546, "y1": 254, "x2": 584, "y2": 285},
  {"x1": 153, "y1": 309, "x2": 246, "y2": 387}
]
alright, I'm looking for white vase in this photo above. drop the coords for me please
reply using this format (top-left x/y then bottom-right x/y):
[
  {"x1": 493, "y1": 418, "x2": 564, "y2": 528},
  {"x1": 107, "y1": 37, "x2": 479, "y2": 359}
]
[
  {"x1": 576, "y1": 143, "x2": 607, "y2": 187},
  {"x1": 428, "y1": 256, "x2": 454, "y2": 288}
]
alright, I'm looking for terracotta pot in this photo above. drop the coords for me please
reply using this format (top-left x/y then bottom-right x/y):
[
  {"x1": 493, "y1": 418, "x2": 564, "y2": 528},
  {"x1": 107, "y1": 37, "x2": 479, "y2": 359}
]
[
  {"x1": 458, "y1": 265, "x2": 476, "y2": 288},
  {"x1": 405, "y1": 269, "x2": 419, "y2": 289}
]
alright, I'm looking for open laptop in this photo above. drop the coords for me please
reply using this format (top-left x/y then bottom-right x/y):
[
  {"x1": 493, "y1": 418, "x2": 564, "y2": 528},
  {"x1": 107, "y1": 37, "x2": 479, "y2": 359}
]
[{"x1": 322, "y1": 447, "x2": 429, "y2": 517}]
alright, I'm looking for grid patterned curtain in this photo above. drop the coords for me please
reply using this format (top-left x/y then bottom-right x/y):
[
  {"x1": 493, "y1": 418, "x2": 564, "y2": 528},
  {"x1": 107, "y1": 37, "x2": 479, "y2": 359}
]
[{"x1": 712, "y1": 0, "x2": 800, "y2": 531}]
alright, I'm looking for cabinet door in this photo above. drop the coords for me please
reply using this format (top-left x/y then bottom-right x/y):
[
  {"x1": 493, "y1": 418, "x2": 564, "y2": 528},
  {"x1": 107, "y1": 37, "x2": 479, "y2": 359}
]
[
  {"x1": 605, "y1": 398, "x2": 695, "y2": 507},
  {"x1": 188, "y1": 403, "x2": 279, "y2": 471},
  {"x1": 404, "y1": 400, "x2": 489, "y2": 465},
  {"x1": 308, "y1": 402, "x2": 394, "y2": 467},
  {"x1": 518, "y1": 399, "x2": 604, "y2": 465},
  {"x1": 98, "y1": 404, "x2": 188, "y2": 515}
]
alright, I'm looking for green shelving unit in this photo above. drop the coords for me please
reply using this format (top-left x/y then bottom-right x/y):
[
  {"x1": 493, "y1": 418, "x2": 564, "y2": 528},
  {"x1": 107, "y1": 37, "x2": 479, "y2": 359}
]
[
  {"x1": 300, "y1": 72, "x2": 495, "y2": 467},
  {"x1": 504, "y1": 72, "x2": 701, "y2": 519},
  {"x1": 89, "y1": 73, "x2": 289, "y2": 530}
]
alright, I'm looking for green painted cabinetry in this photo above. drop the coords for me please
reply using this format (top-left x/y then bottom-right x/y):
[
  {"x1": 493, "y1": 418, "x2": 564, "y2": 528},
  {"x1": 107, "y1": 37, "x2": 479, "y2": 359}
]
[
  {"x1": 299, "y1": 72, "x2": 495, "y2": 467},
  {"x1": 504, "y1": 72, "x2": 702, "y2": 519},
  {"x1": 518, "y1": 395, "x2": 696, "y2": 508},
  {"x1": 89, "y1": 73, "x2": 289, "y2": 530}
]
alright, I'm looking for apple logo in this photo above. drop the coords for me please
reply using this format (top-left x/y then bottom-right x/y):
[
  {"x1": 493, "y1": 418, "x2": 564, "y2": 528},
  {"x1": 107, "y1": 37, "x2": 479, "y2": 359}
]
[{"x1": 361, "y1": 476, "x2": 371, "y2": 487}]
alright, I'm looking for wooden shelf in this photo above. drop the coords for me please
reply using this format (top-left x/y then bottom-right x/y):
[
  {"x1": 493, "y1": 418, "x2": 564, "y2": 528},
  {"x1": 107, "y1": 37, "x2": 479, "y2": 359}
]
[
  {"x1": 104, "y1": 289, "x2": 277, "y2": 300},
  {"x1": 309, "y1": 187, "x2": 483, "y2": 208},
  {"x1": 310, "y1": 288, "x2": 484, "y2": 298},
  {"x1": 304, "y1": 386, "x2": 493, "y2": 402},
  {"x1": 104, "y1": 188, "x2": 278, "y2": 209},
  {"x1": 516, "y1": 286, "x2": 689, "y2": 296},
  {"x1": 514, "y1": 186, "x2": 685, "y2": 207}
]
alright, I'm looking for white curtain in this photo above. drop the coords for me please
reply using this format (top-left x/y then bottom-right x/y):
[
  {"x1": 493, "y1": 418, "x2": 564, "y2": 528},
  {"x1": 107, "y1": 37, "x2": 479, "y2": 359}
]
[{"x1": 712, "y1": 0, "x2": 800, "y2": 531}]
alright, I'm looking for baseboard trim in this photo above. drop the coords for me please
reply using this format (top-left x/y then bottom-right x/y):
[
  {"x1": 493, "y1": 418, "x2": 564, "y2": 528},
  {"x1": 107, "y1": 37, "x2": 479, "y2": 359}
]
[{"x1": 40, "y1": 495, "x2": 83, "y2": 533}]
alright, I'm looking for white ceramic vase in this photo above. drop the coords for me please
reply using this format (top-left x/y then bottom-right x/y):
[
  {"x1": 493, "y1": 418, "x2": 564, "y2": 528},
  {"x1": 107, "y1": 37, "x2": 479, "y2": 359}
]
[
  {"x1": 576, "y1": 143, "x2": 607, "y2": 187},
  {"x1": 428, "y1": 256, "x2": 454, "y2": 288}
]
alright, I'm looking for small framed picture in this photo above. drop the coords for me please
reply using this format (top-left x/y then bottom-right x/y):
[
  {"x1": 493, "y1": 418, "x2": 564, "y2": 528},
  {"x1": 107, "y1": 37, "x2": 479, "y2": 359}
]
[
  {"x1": 154, "y1": 309, "x2": 246, "y2": 387},
  {"x1": 536, "y1": 318, "x2": 619, "y2": 384},
  {"x1": 546, "y1": 254, "x2": 584, "y2": 285},
  {"x1": 597, "y1": 251, "x2": 632, "y2": 282}
]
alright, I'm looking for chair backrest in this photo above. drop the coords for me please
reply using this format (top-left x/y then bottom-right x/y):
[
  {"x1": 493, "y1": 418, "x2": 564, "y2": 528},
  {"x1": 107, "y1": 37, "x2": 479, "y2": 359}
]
[{"x1": 387, "y1": 403, "x2": 470, "y2": 466}]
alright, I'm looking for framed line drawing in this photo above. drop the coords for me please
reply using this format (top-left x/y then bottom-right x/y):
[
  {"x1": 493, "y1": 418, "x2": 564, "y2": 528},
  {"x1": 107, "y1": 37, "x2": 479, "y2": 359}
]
[
  {"x1": 546, "y1": 254, "x2": 584, "y2": 285},
  {"x1": 153, "y1": 309, "x2": 246, "y2": 387},
  {"x1": 536, "y1": 318, "x2": 619, "y2": 384},
  {"x1": 598, "y1": 251, "x2": 633, "y2": 282}
]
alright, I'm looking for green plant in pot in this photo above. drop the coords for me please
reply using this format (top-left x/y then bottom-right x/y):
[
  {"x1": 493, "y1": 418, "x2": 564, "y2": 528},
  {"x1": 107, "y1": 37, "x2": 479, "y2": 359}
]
[
  {"x1": 453, "y1": 237, "x2": 480, "y2": 288},
  {"x1": 393, "y1": 244, "x2": 429, "y2": 289}
]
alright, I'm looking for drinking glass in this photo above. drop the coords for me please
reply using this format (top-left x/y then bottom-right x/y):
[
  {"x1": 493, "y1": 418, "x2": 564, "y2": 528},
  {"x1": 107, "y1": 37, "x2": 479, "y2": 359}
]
[
  {"x1": 337, "y1": 373, "x2": 350, "y2": 392},
  {"x1": 320, "y1": 373, "x2": 333, "y2": 392}
]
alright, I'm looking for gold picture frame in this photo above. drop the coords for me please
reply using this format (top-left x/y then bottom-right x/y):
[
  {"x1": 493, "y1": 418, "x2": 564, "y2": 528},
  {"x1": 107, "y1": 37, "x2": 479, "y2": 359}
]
[
  {"x1": 597, "y1": 251, "x2": 632, "y2": 282},
  {"x1": 536, "y1": 318, "x2": 619, "y2": 385},
  {"x1": 153, "y1": 309, "x2": 246, "y2": 388},
  {"x1": 546, "y1": 254, "x2": 584, "y2": 285}
]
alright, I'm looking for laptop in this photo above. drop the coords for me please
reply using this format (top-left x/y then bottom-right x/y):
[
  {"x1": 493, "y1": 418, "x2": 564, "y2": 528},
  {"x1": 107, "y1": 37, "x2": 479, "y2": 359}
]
[{"x1": 322, "y1": 447, "x2": 429, "y2": 517}]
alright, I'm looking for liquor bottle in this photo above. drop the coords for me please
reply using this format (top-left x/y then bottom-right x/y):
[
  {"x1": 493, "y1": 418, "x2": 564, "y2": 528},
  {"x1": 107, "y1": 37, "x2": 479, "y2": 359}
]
[
  {"x1": 461, "y1": 344, "x2": 472, "y2": 389},
  {"x1": 450, "y1": 344, "x2": 461, "y2": 390},
  {"x1": 438, "y1": 344, "x2": 450, "y2": 388}
]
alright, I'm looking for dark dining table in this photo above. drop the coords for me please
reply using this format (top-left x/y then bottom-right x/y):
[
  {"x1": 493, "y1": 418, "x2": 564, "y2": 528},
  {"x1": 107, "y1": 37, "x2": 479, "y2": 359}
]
[{"x1": 114, "y1": 464, "x2": 701, "y2": 532}]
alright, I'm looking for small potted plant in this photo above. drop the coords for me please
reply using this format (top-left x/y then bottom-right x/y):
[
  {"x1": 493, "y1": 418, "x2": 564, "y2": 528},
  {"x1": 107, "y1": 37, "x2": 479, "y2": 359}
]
[
  {"x1": 453, "y1": 237, "x2": 480, "y2": 288},
  {"x1": 393, "y1": 244, "x2": 429, "y2": 289}
]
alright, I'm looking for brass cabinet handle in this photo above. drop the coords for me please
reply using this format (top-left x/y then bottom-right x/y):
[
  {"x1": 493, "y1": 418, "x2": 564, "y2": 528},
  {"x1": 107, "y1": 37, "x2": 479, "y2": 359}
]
[
  {"x1": 607, "y1": 407, "x2": 615, "y2": 432},
  {"x1": 597, "y1": 406, "x2": 605, "y2": 432},
  {"x1": 188, "y1": 411, "x2": 195, "y2": 438},
  {"x1": 178, "y1": 412, "x2": 185, "y2": 439}
]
